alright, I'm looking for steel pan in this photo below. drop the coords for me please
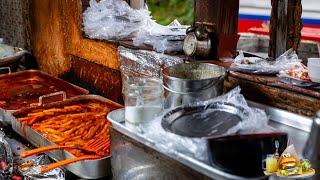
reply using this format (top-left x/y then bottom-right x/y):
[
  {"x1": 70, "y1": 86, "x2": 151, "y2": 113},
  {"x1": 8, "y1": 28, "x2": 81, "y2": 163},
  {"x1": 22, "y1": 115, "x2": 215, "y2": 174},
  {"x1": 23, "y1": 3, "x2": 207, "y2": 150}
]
[{"x1": 7, "y1": 95, "x2": 122, "y2": 179}]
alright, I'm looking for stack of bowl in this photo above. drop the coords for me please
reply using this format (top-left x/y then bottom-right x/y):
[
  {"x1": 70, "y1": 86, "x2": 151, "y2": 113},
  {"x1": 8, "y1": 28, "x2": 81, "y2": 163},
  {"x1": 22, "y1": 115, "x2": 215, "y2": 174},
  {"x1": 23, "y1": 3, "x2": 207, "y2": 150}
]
[{"x1": 308, "y1": 58, "x2": 320, "y2": 83}]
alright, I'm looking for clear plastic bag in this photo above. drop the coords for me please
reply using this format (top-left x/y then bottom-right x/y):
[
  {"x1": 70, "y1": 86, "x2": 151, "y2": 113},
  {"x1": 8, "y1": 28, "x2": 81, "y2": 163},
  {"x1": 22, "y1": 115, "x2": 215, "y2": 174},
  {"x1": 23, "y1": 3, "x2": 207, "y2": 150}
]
[
  {"x1": 140, "y1": 116, "x2": 209, "y2": 163},
  {"x1": 135, "y1": 87, "x2": 275, "y2": 163},
  {"x1": 118, "y1": 46, "x2": 184, "y2": 79},
  {"x1": 174, "y1": 86, "x2": 275, "y2": 137},
  {"x1": 201, "y1": 87, "x2": 275, "y2": 135},
  {"x1": 83, "y1": 0, "x2": 148, "y2": 41},
  {"x1": 230, "y1": 49, "x2": 301, "y2": 74},
  {"x1": 83, "y1": 0, "x2": 187, "y2": 52},
  {"x1": 0, "y1": 44, "x2": 16, "y2": 58},
  {"x1": 133, "y1": 19, "x2": 187, "y2": 52},
  {"x1": 119, "y1": 46, "x2": 183, "y2": 125}
]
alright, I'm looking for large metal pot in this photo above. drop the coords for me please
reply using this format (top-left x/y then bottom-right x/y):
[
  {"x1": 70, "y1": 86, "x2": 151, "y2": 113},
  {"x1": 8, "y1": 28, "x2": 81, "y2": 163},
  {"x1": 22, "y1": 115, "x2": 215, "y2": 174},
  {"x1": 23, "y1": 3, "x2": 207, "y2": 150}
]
[{"x1": 162, "y1": 62, "x2": 226, "y2": 109}]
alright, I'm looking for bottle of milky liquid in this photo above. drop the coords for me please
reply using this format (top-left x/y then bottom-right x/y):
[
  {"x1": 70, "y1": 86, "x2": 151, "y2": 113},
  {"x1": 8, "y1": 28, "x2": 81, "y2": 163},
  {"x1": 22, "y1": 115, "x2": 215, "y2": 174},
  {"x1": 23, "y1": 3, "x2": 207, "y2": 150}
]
[
  {"x1": 124, "y1": 78, "x2": 164, "y2": 125},
  {"x1": 130, "y1": 0, "x2": 145, "y2": 9}
]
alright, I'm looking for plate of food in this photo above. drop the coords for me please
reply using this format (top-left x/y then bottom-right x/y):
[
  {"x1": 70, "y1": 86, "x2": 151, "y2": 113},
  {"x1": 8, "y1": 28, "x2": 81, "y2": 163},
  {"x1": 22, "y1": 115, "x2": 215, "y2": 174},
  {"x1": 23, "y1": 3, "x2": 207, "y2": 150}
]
[
  {"x1": 277, "y1": 158, "x2": 315, "y2": 178},
  {"x1": 231, "y1": 56, "x2": 280, "y2": 75},
  {"x1": 263, "y1": 144, "x2": 315, "y2": 179},
  {"x1": 278, "y1": 62, "x2": 320, "y2": 87}
]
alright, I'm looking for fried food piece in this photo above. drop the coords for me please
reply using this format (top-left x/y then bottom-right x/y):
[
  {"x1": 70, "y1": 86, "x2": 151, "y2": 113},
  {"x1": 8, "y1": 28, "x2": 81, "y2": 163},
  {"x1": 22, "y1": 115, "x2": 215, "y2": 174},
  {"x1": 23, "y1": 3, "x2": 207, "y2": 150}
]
[{"x1": 18, "y1": 102, "x2": 112, "y2": 157}]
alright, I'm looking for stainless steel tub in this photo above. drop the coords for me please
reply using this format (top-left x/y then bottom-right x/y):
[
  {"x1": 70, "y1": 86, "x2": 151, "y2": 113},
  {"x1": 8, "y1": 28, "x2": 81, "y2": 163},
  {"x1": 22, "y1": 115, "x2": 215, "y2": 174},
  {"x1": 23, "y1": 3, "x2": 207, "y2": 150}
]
[
  {"x1": 162, "y1": 63, "x2": 226, "y2": 109},
  {"x1": 107, "y1": 101, "x2": 312, "y2": 180},
  {"x1": 1, "y1": 95, "x2": 122, "y2": 179}
]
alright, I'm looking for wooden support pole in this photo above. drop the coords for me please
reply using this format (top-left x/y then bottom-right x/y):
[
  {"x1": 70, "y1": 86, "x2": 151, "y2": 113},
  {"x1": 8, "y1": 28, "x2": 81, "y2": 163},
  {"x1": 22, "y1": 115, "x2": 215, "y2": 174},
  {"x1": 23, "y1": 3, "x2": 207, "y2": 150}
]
[
  {"x1": 269, "y1": 0, "x2": 302, "y2": 59},
  {"x1": 194, "y1": 0, "x2": 240, "y2": 59}
]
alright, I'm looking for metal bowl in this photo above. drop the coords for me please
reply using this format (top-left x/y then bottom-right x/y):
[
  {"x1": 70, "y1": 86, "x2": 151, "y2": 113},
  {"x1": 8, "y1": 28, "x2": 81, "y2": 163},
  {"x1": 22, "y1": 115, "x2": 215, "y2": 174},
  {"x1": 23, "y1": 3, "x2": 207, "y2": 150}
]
[{"x1": 162, "y1": 63, "x2": 227, "y2": 109}]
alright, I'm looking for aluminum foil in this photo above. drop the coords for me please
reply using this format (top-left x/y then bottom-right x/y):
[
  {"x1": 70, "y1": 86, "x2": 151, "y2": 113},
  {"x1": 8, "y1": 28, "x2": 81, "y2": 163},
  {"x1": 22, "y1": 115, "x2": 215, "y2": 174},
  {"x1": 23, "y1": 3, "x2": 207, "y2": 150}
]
[
  {"x1": 0, "y1": 130, "x2": 13, "y2": 179},
  {"x1": 18, "y1": 155, "x2": 65, "y2": 180},
  {"x1": 0, "y1": 129, "x2": 65, "y2": 180}
]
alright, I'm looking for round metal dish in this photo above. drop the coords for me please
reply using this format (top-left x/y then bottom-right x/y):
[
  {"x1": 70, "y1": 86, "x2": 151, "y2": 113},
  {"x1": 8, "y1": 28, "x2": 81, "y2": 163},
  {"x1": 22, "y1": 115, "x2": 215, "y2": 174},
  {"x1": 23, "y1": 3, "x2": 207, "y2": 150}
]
[
  {"x1": 161, "y1": 102, "x2": 248, "y2": 138},
  {"x1": 0, "y1": 48, "x2": 27, "y2": 67}
]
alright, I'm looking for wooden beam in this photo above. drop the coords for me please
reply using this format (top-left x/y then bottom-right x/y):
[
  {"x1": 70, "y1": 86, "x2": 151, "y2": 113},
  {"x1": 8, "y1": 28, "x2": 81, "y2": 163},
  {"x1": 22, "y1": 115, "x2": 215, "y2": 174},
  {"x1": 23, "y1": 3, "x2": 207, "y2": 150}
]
[
  {"x1": 225, "y1": 73, "x2": 320, "y2": 117},
  {"x1": 62, "y1": 0, "x2": 120, "y2": 70},
  {"x1": 65, "y1": 57, "x2": 123, "y2": 104},
  {"x1": 269, "y1": 0, "x2": 302, "y2": 59},
  {"x1": 30, "y1": 0, "x2": 71, "y2": 76}
]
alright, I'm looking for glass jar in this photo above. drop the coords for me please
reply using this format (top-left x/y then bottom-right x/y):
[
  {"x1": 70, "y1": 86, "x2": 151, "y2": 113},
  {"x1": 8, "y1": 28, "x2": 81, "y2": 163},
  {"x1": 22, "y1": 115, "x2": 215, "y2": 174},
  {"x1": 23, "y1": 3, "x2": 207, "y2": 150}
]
[{"x1": 122, "y1": 75, "x2": 164, "y2": 125}]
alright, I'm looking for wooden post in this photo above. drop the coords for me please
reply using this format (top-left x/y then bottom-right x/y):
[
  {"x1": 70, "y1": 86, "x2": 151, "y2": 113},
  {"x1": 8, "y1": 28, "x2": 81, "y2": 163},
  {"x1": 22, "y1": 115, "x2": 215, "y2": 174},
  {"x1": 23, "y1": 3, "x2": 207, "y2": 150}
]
[
  {"x1": 194, "y1": 0, "x2": 240, "y2": 59},
  {"x1": 269, "y1": 0, "x2": 302, "y2": 59}
]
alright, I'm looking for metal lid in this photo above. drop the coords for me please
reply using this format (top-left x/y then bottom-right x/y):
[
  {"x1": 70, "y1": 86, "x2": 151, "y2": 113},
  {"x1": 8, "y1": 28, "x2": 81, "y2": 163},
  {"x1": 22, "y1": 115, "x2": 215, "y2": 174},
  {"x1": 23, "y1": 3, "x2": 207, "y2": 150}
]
[{"x1": 162, "y1": 102, "x2": 246, "y2": 138}]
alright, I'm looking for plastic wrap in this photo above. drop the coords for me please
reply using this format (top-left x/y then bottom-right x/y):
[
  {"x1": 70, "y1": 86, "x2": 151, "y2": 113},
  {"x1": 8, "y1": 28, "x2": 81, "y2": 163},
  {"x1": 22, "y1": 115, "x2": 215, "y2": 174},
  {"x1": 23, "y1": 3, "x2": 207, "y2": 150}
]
[
  {"x1": 118, "y1": 46, "x2": 184, "y2": 79},
  {"x1": 191, "y1": 87, "x2": 275, "y2": 135},
  {"x1": 0, "y1": 40, "x2": 29, "y2": 62},
  {"x1": 83, "y1": 0, "x2": 147, "y2": 41},
  {"x1": 133, "y1": 19, "x2": 186, "y2": 52},
  {"x1": 0, "y1": 44, "x2": 16, "y2": 58},
  {"x1": 230, "y1": 49, "x2": 301, "y2": 74},
  {"x1": 119, "y1": 46, "x2": 181, "y2": 125},
  {"x1": 278, "y1": 62, "x2": 309, "y2": 81},
  {"x1": 83, "y1": 0, "x2": 187, "y2": 52},
  {"x1": 141, "y1": 117, "x2": 209, "y2": 163},
  {"x1": 134, "y1": 87, "x2": 275, "y2": 163}
]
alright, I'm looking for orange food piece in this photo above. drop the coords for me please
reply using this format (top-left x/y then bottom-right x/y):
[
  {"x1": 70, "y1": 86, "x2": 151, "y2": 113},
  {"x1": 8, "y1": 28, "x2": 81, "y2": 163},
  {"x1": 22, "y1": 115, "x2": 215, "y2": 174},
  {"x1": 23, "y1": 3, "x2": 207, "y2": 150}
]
[{"x1": 17, "y1": 102, "x2": 112, "y2": 157}]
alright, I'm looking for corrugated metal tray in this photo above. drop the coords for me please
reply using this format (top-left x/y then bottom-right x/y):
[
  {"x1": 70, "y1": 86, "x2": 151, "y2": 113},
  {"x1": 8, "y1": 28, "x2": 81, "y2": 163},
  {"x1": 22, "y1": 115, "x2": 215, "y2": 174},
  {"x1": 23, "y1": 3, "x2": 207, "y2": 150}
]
[
  {"x1": 9, "y1": 95, "x2": 122, "y2": 179},
  {"x1": 0, "y1": 70, "x2": 89, "y2": 111}
]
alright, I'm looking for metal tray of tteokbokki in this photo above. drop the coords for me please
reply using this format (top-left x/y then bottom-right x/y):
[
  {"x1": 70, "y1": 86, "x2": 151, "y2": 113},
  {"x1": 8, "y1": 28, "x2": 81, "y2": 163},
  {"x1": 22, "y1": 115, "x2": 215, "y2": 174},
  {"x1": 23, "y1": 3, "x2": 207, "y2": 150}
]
[{"x1": 7, "y1": 94, "x2": 122, "y2": 179}]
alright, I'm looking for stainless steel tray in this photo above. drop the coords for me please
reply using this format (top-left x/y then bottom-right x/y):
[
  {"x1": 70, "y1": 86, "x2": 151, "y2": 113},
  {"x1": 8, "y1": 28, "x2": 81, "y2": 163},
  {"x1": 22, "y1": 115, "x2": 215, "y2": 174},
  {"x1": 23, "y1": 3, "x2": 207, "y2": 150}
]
[
  {"x1": 107, "y1": 102, "x2": 312, "y2": 180},
  {"x1": 0, "y1": 70, "x2": 89, "y2": 111},
  {"x1": 9, "y1": 95, "x2": 122, "y2": 179}
]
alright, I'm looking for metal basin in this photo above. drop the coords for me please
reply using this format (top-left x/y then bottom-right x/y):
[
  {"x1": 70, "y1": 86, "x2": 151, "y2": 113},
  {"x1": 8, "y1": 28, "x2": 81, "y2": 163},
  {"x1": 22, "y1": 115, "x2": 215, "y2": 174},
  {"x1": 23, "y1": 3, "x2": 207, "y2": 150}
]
[{"x1": 162, "y1": 63, "x2": 226, "y2": 109}]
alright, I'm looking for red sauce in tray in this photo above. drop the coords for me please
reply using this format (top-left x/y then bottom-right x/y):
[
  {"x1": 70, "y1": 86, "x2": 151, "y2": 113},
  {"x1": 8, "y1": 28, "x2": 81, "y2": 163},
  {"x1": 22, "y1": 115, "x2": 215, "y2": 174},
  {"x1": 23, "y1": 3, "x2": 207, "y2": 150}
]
[{"x1": 0, "y1": 71, "x2": 87, "y2": 110}]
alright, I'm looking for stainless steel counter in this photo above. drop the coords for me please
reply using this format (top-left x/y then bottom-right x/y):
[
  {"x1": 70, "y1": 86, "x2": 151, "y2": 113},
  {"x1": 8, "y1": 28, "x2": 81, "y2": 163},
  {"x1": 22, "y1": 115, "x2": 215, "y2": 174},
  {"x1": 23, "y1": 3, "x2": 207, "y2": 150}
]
[{"x1": 107, "y1": 102, "x2": 312, "y2": 180}]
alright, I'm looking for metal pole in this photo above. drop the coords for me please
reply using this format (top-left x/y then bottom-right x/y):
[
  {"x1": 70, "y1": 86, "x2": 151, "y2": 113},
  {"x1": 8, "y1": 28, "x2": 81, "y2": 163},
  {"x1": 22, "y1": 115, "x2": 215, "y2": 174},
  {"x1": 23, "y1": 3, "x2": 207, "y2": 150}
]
[{"x1": 303, "y1": 111, "x2": 320, "y2": 179}]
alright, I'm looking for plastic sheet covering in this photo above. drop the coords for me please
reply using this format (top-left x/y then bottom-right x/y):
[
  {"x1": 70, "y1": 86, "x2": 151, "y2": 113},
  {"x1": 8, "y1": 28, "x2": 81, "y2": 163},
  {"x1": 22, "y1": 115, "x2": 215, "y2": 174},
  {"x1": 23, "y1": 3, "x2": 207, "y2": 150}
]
[
  {"x1": 18, "y1": 155, "x2": 65, "y2": 180},
  {"x1": 191, "y1": 87, "x2": 275, "y2": 136},
  {"x1": 0, "y1": 39, "x2": 29, "y2": 61},
  {"x1": 0, "y1": 43, "x2": 16, "y2": 58},
  {"x1": 118, "y1": 46, "x2": 184, "y2": 79},
  {"x1": 134, "y1": 87, "x2": 275, "y2": 163},
  {"x1": 230, "y1": 48, "x2": 301, "y2": 74},
  {"x1": 83, "y1": 0, "x2": 187, "y2": 52}
]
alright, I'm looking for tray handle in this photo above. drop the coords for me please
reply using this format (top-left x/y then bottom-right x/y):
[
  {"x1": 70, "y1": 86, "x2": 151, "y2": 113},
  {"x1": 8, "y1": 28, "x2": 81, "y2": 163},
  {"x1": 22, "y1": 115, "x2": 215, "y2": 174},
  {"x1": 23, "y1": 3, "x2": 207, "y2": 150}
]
[
  {"x1": 38, "y1": 91, "x2": 66, "y2": 106},
  {"x1": 0, "y1": 67, "x2": 11, "y2": 74}
]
